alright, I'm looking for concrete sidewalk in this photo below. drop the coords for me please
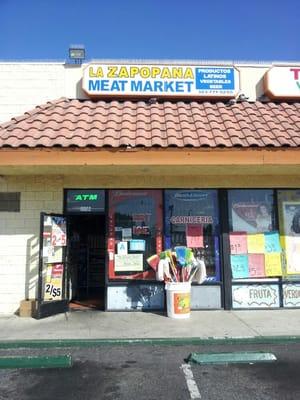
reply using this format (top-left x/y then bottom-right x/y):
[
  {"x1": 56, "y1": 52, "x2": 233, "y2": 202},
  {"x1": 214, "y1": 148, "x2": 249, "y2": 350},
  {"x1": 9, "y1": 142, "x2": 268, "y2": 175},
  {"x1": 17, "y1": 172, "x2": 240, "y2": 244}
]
[{"x1": 1, "y1": 309, "x2": 300, "y2": 343}]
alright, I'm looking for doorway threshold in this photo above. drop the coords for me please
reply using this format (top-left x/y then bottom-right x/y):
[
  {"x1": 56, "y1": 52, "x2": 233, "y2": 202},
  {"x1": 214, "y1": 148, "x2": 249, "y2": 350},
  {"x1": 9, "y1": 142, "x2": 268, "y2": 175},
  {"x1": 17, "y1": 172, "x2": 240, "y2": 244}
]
[{"x1": 69, "y1": 299, "x2": 104, "y2": 311}]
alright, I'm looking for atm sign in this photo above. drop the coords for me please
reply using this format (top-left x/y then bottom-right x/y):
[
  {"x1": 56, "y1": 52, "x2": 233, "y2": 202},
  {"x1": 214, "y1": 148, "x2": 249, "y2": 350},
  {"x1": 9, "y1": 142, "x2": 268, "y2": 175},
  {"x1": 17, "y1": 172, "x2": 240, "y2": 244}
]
[
  {"x1": 66, "y1": 190, "x2": 105, "y2": 213},
  {"x1": 74, "y1": 194, "x2": 98, "y2": 201}
]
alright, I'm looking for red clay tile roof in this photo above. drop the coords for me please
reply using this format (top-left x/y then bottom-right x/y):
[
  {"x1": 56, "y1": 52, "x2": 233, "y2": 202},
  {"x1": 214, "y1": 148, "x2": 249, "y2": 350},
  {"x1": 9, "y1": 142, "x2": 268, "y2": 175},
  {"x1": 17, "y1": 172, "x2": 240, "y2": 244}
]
[{"x1": 0, "y1": 97, "x2": 300, "y2": 148}]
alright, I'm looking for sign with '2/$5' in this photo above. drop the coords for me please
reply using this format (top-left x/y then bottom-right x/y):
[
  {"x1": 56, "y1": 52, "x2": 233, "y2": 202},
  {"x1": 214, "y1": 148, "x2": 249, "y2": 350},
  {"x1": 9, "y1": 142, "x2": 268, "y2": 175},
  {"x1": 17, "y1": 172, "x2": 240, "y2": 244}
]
[{"x1": 82, "y1": 64, "x2": 240, "y2": 99}]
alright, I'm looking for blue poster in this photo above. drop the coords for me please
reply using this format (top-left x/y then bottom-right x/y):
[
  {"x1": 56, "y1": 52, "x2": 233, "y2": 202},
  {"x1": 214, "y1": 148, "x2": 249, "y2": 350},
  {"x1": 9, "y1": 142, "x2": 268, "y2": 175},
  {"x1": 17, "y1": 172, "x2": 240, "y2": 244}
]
[
  {"x1": 195, "y1": 67, "x2": 235, "y2": 91},
  {"x1": 264, "y1": 232, "x2": 281, "y2": 253},
  {"x1": 230, "y1": 255, "x2": 249, "y2": 279},
  {"x1": 129, "y1": 239, "x2": 146, "y2": 252}
]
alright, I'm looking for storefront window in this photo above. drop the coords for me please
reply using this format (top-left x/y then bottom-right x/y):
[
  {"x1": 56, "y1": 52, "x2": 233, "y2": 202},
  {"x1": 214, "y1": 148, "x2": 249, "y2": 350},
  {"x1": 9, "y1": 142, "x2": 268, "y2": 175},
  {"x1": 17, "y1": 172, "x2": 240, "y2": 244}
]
[
  {"x1": 277, "y1": 190, "x2": 300, "y2": 307},
  {"x1": 108, "y1": 190, "x2": 163, "y2": 280},
  {"x1": 164, "y1": 190, "x2": 221, "y2": 282},
  {"x1": 228, "y1": 189, "x2": 283, "y2": 281},
  {"x1": 277, "y1": 190, "x2": 300, "y2": 277}
]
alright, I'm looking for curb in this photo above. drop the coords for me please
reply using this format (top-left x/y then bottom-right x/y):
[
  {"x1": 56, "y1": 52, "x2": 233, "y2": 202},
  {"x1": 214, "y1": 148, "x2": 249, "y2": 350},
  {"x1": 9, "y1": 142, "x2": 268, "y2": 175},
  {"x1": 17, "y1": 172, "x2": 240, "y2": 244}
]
[
  {"x1": 1, "y1": 336, "x2": 300, "y2": 349},
  {"x1": 0, "y1": 355, "x2": 72, "y2": 369},
  {"x1": 187, "y1": 351, "x2": 277, "y2": 365}
]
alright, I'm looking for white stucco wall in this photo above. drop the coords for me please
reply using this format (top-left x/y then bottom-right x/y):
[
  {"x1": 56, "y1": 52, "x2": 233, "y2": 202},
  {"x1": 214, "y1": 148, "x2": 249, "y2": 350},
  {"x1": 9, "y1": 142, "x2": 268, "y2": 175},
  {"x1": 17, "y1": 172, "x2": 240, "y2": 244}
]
[
  {"x1": 0, "y1": 60, "x2": 275, "y2": 124},
  {"x1": 0, "y1": 62, "x2": 88, "y2": 124}
]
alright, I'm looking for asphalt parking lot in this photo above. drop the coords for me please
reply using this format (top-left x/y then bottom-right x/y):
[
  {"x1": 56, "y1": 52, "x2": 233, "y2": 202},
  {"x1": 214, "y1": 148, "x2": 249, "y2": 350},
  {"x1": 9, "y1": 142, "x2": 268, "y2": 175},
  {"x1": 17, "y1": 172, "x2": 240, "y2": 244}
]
[{"x1": 0, "y1": 343, "x2": 300, "y2": 400}]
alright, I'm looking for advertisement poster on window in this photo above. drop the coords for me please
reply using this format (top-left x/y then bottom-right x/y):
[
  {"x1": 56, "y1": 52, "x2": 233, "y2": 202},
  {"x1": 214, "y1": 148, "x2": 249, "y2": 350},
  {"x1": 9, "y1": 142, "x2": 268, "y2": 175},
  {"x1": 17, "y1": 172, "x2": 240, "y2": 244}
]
[
  {"x1": 51, "y1": 217, "x2": 67, "y2": 246},
  {"x1": 164, "y1": 190, "x2": 220, "y2": 281},
  {"x1": 232, "y1": 203, "x2": 273, "y2": 233},
  {"x1": 108, "y1": 190, "x2": 163, "y2": 280},
  {"x1": 229, "y1": 190, "x2": 275, "y2": 234},
  {"x1": 280, "y1": 202, "x2": 300, "y2": 275},
  {"x1": 282, "y1": 202, "x2": 300, "y2": 236},
  {"x1": 44, "y1": 263, "x2": 64, "y2": 301}
]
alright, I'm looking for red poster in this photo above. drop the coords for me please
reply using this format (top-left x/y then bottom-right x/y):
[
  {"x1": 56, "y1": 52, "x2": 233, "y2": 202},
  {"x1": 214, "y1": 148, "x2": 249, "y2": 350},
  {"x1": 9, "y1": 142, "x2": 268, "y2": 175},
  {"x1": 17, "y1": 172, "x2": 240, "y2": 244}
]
[
  {"x1": 248, "y1": 254, "x2": 265, "y2": 277},
  {"x1": 186, "y1": 224, "x2": 204, "y2": 248},
  {"x1": 229, "y1": 232, "x2": 248, "y2": 254}
]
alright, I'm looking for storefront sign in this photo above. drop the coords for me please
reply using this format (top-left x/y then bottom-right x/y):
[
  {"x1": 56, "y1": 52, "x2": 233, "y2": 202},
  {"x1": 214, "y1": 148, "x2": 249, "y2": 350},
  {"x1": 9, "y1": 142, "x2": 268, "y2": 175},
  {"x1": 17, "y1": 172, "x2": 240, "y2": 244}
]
[
  {"x1": 232, "y1": 284, "x2": 280, "y2": 308},
  {"x1": 66, "y1": 190, "x2": 105, "y2": 213},
  {"x1": 170, "y1": 215, "x2": 213, "y2": 224},
  {"x1": 83, "y1": 64, "x2": 239, "y2": 98},
  {"x1": 283, "y1": 284, "x2": 300, "y2": 307},
  {"x1": 265, "y1": 66, "x2": 300, "y2": 99}
]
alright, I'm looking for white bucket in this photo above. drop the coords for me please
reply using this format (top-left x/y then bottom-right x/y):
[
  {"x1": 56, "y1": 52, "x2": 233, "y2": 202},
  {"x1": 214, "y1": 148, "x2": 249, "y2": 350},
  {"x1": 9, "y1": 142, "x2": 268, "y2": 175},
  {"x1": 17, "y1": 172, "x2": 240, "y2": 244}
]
[{"x1": 165, "y1": 282, "x2": 191, "y2": 319}]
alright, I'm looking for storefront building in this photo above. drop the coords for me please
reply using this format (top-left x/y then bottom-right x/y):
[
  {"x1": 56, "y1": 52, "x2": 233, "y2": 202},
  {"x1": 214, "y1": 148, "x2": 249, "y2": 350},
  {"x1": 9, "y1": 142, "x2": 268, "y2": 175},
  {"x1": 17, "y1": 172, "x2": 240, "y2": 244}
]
[{"x1": 0, "y1": 61, "x2": 300, "y2": 317}]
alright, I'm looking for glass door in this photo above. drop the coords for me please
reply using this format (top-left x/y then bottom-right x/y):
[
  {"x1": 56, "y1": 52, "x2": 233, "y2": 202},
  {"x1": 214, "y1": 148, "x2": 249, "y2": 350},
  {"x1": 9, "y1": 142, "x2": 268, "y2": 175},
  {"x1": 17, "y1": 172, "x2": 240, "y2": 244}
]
[{"x1": 35, "y1": 213, "x2": 69, "y2": 319}]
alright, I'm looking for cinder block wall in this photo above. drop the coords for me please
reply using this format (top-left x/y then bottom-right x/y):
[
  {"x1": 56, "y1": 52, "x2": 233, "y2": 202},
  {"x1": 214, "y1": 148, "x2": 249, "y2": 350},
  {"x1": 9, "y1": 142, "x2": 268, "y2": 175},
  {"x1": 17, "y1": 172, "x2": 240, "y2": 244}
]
[
  {"x1": 0, "y1": 62, "x2": 269, "y2": 124},
  {"x1": 0, "y1": 176, "x2": 63, "y2": 314}
]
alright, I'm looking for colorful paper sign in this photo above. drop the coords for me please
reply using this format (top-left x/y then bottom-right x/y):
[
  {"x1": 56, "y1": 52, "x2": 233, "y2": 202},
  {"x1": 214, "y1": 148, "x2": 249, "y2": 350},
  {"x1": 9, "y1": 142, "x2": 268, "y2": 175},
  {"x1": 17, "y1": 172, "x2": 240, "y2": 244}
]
[
  {"x1": 44, "y1": 263, "x2": 64, "y2": 300},
  {"x1": 117, "y1": 241, "x2": 128, "y2": 255},
  {"x1": 264, "y1": 232, "x2": 281, "y2": 253},
  {"x1": 51, "y1": 217, "x2": 67, "y2": 246},
  {"x1": 265, "y1": 253, "x2": 282, "y2": 276},
  {"x1": 247, "y1": 233, "x2": 265, "y2": 254},
  {"x1": 230, "y1": 255, "x2": 249, "y2": 279},
  {"x1": 229, "y1": 232, "x2": 248, "y2": 254},
  {"x1": 248, "y1": 254, "x2": 265, "y2": 277},
  {"x1": 129, "y1": 239, "x2": 146, "y2": 251},
  {"x1": 186, "y1": 224, "x2": 203, "y2": 248},
  {"x1": 114, "y1": 254, "x2": 143, "y2": 272}
]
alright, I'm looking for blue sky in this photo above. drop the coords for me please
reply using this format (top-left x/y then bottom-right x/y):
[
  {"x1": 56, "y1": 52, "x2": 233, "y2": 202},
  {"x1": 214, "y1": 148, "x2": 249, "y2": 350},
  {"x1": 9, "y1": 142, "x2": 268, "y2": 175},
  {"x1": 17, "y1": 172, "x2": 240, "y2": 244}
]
[{"x1": 0, "y1": 0, "x2": 299, "y2": 62}]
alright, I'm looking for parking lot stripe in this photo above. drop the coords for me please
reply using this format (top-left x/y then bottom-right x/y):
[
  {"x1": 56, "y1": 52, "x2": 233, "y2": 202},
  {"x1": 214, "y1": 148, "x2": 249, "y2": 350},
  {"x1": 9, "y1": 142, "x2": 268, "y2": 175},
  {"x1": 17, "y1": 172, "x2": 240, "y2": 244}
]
[{"x1": 181, "y1": 363, "x2": 201, "y2": 399}]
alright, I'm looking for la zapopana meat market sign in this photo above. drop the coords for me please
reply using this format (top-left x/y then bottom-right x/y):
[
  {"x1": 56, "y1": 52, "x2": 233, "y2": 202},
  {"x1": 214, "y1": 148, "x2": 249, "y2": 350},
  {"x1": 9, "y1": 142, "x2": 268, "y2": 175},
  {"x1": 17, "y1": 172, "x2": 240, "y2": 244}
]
[
  {"x1": 82, "y1": 64, "x2": 239, "y2": 98},
  {"x1": 264, "y1": 66, "x2": 300, "y2": 99}
]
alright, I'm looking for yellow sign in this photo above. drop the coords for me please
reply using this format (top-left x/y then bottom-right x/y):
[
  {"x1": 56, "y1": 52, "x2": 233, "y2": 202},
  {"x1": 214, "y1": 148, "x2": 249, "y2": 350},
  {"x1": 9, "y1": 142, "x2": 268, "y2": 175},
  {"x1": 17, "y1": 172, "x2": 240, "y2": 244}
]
[
  {"x1": 247, "y1": 233, "x2": 265, "y2": 254},
  {"x1": 44, "y1": 263, "x2": 64, "y2": 300},
  {"x1": 265, "y1": 253, "x2": 282, "y2": 277}
]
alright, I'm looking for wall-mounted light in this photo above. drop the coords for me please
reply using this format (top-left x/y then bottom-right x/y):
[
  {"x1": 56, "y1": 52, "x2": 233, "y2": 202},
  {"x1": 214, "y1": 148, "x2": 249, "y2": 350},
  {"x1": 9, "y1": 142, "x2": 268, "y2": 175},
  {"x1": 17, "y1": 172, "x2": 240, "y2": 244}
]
[{"x1": 68, "y1": 44, "x2": 85, "y2": 64}]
